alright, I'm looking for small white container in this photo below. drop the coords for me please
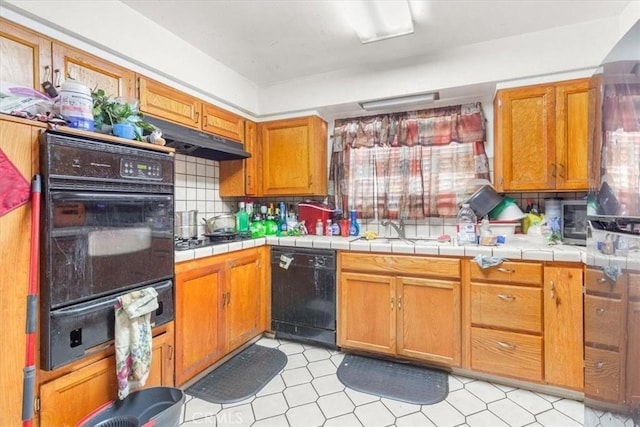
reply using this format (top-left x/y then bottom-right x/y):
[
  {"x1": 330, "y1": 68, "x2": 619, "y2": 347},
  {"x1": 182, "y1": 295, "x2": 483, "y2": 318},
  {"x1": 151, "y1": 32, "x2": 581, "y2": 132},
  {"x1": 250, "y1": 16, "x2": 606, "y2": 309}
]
[{"x1": 59, "y1": 80, "x2": 94, "y2": 131}]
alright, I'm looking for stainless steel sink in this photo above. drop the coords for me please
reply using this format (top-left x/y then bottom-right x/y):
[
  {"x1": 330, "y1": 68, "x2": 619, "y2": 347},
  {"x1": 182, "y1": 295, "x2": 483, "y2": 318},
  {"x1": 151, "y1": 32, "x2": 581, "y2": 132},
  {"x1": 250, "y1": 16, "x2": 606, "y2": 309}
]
[{"x1": 365, "y1": 237, "x2": 451, "y2": 246}]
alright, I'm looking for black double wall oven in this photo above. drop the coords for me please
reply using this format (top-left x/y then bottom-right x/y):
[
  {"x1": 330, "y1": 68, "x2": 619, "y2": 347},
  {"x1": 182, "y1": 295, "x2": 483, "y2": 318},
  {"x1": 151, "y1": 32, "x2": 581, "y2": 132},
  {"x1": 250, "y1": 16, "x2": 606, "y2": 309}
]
[{"x1": 39, "y1": 131, "x2": 175, "y2": 370}]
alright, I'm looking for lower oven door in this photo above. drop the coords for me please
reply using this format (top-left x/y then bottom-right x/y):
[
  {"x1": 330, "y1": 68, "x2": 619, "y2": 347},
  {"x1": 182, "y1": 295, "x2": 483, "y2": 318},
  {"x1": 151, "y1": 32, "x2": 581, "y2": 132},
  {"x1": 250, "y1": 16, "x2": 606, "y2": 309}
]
[
  {"x1": 43, "y1": 191, "x2": 174, "y2": 309},
  {"x1": 42, "y1": 280, "x2": 174, "y2": 370}
]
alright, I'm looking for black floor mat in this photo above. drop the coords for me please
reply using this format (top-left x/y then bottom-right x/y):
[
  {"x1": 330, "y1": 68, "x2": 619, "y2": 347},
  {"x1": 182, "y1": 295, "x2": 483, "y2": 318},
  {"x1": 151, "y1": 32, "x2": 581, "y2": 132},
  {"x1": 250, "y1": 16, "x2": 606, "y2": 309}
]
[
  {"x1": 185, "y1": 344, "x2": 287, "y2": 404},
  {"x1": 337, "y1": 354, "x2": 449, "y2": 405}
]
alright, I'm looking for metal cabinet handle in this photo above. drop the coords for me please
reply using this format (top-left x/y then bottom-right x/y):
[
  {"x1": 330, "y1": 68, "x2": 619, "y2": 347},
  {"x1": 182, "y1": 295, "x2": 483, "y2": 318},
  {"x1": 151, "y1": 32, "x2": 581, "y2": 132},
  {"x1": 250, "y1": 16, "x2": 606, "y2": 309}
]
[
  {"x1": 227, "y1": 291, "x2": 231, "y2": 306},
  {"x1": 596, "y1": 307, "x2": 605, "y2": 314},
  {"x1": 595, "y1": 361, "x2": 604, "y2": 369},
  {"x1": 497, "y1": 341, "x2": 516, "y2": 350},
  {"x1": 558, "y1": 163, "x2": 566, "y2": 178},
  {"x1": 54, "y1": 69, "x2": 61, "y2": 87},
  {"x1": 390, "y1": 297, "x2": 394, "y2": 310},
  {"x1": 398, "y1": 296, "x2": 402, "y2": 310},
  {"x1": 222, "y1": 292, "x2": 227, "y2": 307},
  {"x1": 195, "y1": 111, "x2": 200, "y2": 125},
  {"x1": 549, "y1": 280, "x2": 555, "y2": 299},
  {"x1": 597, "y1": 278, "x2": 607, "y2": 283},
  {"x1": 497, "y1": 294, "x2": 515, "y2": 301},
  {"x1": 497, "y1": 267, "x2": 515, "y2": 273},
  {"x1": 550, "y1": 162, "x2": 556, "y2": 178},
  {"x1": 43, "y1": 65, "x2": 51, "y2": 84}
]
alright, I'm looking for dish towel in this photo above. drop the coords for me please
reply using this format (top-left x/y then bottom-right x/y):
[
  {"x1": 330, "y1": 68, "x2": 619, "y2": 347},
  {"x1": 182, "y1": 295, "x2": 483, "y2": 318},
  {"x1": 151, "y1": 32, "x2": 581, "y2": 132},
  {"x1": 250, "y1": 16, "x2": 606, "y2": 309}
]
[
  {"x1": 114, "y1": 287, "x2": 158, "y2": 400},
  {"x1": 473, "y1": 254, "x2": 507, "y2": 269},
  {"x1": 0, "y1": 148, "x2": 30, "y2": 217}
]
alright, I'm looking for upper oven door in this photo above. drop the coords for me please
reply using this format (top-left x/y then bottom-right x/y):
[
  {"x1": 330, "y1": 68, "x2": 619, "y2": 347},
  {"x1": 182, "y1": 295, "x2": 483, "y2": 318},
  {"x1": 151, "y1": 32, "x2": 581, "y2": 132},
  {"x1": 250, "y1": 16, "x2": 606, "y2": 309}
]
[{"x1": 43, "y1": 191, "x2": 174, "y2": 309}]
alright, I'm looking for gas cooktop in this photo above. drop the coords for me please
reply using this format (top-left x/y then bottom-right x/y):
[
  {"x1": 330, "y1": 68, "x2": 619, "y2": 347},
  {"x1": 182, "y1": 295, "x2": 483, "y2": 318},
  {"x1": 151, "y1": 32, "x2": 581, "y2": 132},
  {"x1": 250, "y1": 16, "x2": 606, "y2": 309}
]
[{"x1": 174, "y1": 232, "x2": 253, "y2": 251}]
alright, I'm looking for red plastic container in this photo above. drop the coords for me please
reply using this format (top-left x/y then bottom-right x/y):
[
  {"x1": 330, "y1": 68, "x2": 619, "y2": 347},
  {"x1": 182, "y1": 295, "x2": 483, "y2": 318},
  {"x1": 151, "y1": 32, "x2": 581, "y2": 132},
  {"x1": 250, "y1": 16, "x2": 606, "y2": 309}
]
[{"x1": 298, "y1": 202, "x2": 334, "y2": 235}]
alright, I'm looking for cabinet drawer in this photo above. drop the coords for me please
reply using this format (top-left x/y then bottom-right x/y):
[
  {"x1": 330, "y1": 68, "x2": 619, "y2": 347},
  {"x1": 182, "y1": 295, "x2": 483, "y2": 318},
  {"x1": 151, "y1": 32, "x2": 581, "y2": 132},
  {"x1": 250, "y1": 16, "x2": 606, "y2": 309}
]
[
  {"x1": 584, "y1": 295, "x2": 623, "y2": 348},
  {"x1": 471, "y1": 327, "x2": 542, "y2": 381},
  {"x1": 469, "y1": 261, "x2": 542, "y2": 286},
  {"x1": 584, "y1": 346, "x2": 622, "y2": 403},
  {"x1": 341, "y1": 253, "x2": 460, "y2": 278},
  {"x1": 586, "y1": 268, "x2": 626, "y2": 296},
  {"x1": 471, "y1": 283, "x2": 542, "y2": 333}
]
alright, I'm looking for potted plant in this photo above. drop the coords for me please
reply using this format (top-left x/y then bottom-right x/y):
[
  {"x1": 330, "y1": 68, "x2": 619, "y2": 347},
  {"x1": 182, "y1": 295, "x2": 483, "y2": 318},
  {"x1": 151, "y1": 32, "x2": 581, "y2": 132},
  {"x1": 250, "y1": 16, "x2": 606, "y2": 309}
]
[{"x1": 92, "y1": 89, "x2": 155, "y2": 140}]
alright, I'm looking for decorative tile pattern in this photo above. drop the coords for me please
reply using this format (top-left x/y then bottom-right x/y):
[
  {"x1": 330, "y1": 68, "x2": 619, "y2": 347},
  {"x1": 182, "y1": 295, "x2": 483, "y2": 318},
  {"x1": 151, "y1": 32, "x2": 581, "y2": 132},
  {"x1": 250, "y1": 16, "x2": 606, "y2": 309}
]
[{"x1": 179, "y1": 337, "x2": 585, "y2": 426}]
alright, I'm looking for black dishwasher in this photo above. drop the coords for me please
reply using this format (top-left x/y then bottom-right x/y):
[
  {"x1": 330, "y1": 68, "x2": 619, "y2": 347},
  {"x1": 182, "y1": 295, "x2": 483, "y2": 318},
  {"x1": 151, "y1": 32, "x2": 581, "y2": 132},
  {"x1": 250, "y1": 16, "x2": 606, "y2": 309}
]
[{"x1": 271, "y1": 247, "x2": 337, "y2": 348}]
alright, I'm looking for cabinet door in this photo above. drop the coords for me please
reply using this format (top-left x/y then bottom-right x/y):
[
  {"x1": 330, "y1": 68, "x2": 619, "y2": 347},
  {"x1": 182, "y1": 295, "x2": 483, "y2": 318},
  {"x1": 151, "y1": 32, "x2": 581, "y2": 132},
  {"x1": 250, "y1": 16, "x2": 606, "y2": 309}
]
[
  {"x1": 338, "y1": 272, "x2": 395, "y2": 355},
  {"x1": 494, "y1": 85, "x2": 555, "y2": 191},
  {"x1": 146, "y1": 327, "x2": 175, "y2": 387},
  {"x1": 0, "y1": 119, "x2": 40, "y2": 426},
  {"x1": 220, "y1": 120, "x2": 260, "y2": 196},
  {"x1": 175, "y1": 262, "x2": 225, "y2": 385},
  {"x1": 39, "y1": 356, "x2": 117, "y2": 427},
  {"x1": 138, "y1": 76, "x2": 201, "y2": 128},
  {"x1": 260, "y1": 116, "x2": 327, "y2": 195},
  {"x1": 543, "y1": 266, "x2": 583, "y2": 390},
  {"x1": 225, "y1": 249, "x2": 263, "y2": 352},
  {"x1": 628, "y1": 300, "x2": 640, "y2": 405},
  {"x1": 52, "y1": 43, "x2": 134, "y2": 98},
  {"x1": 202, "y1": 102, "x2": 245, "y2": 142},
  {"x1": 0, "y1": 17, "x2": 52, "y2": 90},
  {"x1": 397, "y1": 277, "x2": 461, "y2": 366},
  {"x1": 555, "y1": 79, "x2": 589, "y2": 190}
]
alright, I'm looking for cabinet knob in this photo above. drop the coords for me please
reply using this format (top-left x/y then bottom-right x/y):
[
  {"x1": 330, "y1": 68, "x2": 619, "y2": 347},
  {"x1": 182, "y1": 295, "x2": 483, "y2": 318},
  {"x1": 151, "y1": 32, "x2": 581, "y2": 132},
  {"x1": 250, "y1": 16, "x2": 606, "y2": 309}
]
[
  {"x1": 596, "y1": 307, "x2": 605, "y2": 315},
  {"x1": 595, "y1": 361, "x2": 604, "y2": 369}
]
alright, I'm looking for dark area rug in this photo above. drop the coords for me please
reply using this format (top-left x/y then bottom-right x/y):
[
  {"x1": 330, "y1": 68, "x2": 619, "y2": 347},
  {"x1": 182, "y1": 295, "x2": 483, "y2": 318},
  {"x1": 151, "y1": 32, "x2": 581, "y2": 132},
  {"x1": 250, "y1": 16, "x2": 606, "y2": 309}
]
[
  {"x1": 185, "y1": 344, "x2": 287, "y2": 404},
  {"x1": 337, "y1": 354, "x2": 449, "y2": 405}
]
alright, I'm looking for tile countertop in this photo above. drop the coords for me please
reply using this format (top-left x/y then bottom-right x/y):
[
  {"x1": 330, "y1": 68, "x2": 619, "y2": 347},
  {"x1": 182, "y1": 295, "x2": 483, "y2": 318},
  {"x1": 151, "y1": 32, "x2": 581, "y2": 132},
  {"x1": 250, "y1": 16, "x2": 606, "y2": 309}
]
[{"x1": 175, "y1": 234, "x2": 598, "y2": 264}]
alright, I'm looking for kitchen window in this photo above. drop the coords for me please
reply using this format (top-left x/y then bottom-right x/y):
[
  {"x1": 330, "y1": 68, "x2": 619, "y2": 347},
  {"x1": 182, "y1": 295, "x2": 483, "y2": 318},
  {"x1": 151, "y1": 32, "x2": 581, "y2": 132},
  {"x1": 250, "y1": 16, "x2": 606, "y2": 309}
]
[{"x1": 330, "y1": 102, "x2": 490, "y2": 219}]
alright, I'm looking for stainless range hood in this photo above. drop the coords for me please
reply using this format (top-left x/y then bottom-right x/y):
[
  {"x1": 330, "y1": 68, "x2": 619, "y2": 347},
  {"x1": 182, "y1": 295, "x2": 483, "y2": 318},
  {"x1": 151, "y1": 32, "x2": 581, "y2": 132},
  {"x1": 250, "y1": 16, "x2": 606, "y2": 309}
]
[{"x1": 144, "y1": 116, "x2": 251, "y2": 161}]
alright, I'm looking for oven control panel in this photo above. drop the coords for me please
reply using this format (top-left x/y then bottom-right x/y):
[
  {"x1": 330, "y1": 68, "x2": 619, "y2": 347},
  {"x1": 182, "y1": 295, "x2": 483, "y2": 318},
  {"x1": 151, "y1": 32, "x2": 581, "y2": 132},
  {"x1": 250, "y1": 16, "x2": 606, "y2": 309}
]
[{"x1": 120, "y1": 159, "x2": 163, "y2": 180}]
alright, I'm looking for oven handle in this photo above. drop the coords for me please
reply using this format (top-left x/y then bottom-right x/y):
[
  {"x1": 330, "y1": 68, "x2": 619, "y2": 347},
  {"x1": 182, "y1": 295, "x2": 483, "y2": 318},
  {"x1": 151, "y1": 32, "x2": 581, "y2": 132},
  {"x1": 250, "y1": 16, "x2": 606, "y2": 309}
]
[
  {"x1": 51, "y1": 192, "x2": 173, "y2": 202},
  {"x1": 51, "y1": 280, "x2": 172, "y2": 316}
]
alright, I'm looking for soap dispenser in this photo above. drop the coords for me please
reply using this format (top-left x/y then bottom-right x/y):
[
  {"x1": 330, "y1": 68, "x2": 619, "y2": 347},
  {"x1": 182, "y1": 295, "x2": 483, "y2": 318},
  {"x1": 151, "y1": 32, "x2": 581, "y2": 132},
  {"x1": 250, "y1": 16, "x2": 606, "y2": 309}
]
[{"x1": 349, "y1": 209, "x2": 360, "y2": 236}]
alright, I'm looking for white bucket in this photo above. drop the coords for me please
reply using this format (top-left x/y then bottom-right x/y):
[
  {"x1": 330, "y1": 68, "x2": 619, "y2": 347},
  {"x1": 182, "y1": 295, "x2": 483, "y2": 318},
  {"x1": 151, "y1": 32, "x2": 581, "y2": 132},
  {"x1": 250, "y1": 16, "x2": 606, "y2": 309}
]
[{"x1": 59, "y1": 80, "x2": 94, "y2": 131}]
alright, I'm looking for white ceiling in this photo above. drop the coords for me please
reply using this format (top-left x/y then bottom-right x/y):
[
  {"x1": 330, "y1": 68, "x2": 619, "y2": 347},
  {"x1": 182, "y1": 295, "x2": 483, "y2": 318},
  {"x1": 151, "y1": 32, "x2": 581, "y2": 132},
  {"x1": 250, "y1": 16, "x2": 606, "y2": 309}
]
[{"x1": 120, "y1": 0, "x2": 632, "y2": 88}]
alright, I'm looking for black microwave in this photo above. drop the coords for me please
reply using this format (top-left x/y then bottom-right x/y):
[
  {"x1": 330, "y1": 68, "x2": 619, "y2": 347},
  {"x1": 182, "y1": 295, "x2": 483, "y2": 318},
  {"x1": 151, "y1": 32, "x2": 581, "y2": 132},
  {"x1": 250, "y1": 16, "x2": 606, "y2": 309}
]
[{"x1": 561, "y1": 200, "x2": 587, "y2": 245}]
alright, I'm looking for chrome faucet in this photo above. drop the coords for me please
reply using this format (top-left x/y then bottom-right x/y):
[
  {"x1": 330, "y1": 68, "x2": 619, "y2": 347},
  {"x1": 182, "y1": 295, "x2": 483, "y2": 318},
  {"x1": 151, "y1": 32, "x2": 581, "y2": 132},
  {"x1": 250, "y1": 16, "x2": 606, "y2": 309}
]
[{"x1": 381, "y1": 219, "x2": 411, "y2": 243}]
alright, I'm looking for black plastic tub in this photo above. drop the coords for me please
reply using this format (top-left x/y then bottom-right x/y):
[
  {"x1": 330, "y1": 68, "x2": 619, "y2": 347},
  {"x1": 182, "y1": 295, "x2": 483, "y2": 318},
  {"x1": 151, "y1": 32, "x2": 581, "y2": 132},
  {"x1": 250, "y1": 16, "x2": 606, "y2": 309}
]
[{"x1": 77, "y1": 387, "x2": 184, "y2": 427}]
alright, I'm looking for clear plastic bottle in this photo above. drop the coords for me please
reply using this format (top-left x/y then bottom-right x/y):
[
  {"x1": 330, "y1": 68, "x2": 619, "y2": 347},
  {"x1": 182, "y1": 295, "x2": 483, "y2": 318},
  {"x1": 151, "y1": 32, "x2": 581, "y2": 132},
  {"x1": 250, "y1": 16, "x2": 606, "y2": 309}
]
[
  {"x1": 315, "y1": 219, "x2": 324, "y2": 236},
  {"x1": 456, "y1": 203, "x2": 477, "y2": 246}
]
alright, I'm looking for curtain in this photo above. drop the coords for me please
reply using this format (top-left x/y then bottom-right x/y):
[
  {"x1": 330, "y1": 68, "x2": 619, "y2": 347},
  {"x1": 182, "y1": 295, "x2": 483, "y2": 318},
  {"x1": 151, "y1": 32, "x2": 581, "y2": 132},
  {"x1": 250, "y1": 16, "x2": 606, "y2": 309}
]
[{"x1": 329, "y1": 102, "x2": 490, "y2": 219}]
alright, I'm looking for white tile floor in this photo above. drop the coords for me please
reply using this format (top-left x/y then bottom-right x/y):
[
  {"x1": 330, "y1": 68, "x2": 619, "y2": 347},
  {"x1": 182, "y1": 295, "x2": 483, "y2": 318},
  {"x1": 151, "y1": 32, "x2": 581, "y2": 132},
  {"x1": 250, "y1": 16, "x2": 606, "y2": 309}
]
[{"x1": 179, "y1": 337, "x2": 585, "y2": 426}]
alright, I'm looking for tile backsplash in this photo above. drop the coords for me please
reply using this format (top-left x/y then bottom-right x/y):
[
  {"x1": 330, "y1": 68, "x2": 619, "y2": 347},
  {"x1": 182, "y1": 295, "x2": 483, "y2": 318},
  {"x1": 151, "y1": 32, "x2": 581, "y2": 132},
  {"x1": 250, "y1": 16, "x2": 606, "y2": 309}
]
[{"x1": 175, "y1": 154, "x2": 586, "y2": 238}]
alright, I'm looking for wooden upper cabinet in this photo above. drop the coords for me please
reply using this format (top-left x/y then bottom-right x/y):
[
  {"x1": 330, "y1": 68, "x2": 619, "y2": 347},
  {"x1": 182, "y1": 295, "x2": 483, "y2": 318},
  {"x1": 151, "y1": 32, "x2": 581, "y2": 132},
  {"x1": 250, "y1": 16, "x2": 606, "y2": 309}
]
[
  {"x1": 52, "y1": 43, "x2": 135, "y2": 99},
  {"x1": 138, "y1": 76, "x2": 201, "y2": 128},
  {"x1": 202, "y1": 102, "x2": 245, "y2": 142},
  {"x1": 494, "y1": 84, "x2": 555, "y2": 191},
  {"x1": 220, "y1": 120, "x2": 260, "y2": 197},
  {"x1": 555, "y1": 79, "x2": 589, "y2": 190},
  {"x1": 260, "y1": 115, "x2": 328, "y2": 196},
  {"x1": 0, "y1": 18, "x2": 52, "y2": 90},
  {"x1": 494, "y1": 78, "x2": 589, "y2": 192}
]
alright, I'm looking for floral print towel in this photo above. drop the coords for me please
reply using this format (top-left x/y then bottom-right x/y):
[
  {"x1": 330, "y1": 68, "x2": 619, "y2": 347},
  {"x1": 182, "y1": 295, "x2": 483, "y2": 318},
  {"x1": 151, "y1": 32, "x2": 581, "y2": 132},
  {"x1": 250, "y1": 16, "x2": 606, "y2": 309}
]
[{"x1": 115, "y1": 287, "x2": 158, "y2": 400}]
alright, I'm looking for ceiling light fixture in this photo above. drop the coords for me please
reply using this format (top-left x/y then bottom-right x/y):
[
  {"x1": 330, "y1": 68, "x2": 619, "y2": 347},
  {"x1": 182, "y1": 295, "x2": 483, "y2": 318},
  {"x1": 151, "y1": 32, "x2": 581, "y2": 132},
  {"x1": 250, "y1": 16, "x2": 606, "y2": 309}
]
[
  {"x1": 343, "y1": 0, "x2": 414, "y2": 44},
  {"x1": 359, "y1": 92, "x2": 440, "y2": 111}
]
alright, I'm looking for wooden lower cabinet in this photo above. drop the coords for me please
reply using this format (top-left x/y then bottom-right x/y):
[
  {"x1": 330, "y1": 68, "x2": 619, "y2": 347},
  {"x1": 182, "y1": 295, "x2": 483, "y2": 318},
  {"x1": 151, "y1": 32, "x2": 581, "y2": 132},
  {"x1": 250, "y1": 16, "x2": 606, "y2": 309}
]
[
  {"x1": 543, "y1": 265, "x2": 583, "y2": 390},
  {"x1": 469, "y1": 260, "x2": 544, "y2": 382},
  {"x1": 175, "y1": 247, "x2": 268, "y2": 386},
  {"x1": 38, "y1": 325, "x2": 174, "y2": 427},
  {"x1": 471, "y1": 327, "x2": 543, "y2": 381},
  {"x1": 339, "y1": 253, "x2": 461, "y2": 367}
]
